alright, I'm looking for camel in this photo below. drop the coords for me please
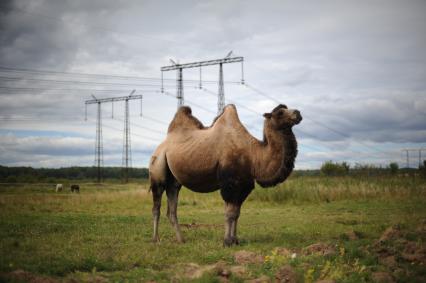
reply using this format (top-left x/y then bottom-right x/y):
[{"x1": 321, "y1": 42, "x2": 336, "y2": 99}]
[{"x1": 149, "y1": 103, "x2": 302, "y2": 246}]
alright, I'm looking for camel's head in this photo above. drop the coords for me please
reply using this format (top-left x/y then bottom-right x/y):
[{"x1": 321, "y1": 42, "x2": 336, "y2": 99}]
[{"x1": 263, "y1": 104, "x2": 302, "y2": 129}]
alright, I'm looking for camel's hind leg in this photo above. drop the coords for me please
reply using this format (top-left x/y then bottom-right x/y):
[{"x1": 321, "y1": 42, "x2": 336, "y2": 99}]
[
  {"x1": 151, "y1": 184, "x2": 165, "y2": 243},
  {"x1": 166, "y1": 181, "x2": 184, "y2": 243}
]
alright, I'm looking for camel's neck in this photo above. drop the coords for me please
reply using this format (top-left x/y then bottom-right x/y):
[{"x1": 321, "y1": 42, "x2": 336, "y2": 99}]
[{"x1": 253, "y1": 124, "x2": 298, "y2": 188}]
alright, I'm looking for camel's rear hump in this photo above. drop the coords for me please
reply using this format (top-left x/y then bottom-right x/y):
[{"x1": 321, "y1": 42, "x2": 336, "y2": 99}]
[{"x1": 167, "y1": 106, "x2": 204, "y2": 133}]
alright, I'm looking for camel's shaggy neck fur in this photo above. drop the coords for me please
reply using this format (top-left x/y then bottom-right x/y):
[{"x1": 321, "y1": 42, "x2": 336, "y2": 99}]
[{"x1": 253, "y1": 122, "x2": 297, "y2": 187}]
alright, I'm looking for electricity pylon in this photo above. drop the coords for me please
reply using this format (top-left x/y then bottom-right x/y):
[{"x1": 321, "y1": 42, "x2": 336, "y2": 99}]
[
  {"x1": 401, "y1": 148, "x2": 426, "y2": 168},
  {"x1": 85, "y1": 91, "x2": 142, "y2": 183},
  {"x1": 161, "y1": 53, "x2": 244, "y2": 114}
]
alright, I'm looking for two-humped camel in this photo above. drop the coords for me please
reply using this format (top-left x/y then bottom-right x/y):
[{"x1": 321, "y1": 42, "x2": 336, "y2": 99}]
[{"x1": 149, "y1": 104, "x2": 302, "y2": 246}]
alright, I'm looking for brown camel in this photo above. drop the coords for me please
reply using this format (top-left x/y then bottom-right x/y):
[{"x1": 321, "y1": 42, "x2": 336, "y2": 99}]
[{"x1": 149, "y1": 104, "x2": 302, "y2": 246}]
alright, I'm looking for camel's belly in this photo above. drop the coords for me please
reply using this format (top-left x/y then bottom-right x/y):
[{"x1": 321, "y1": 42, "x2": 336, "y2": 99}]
[
  {"x1": 166, "y1": 144, "x2": 220, "y2": 192},
  {"x1": 169, "y1": 163, "x2": 220, "y2": 193},
  {"x1": 185, "y1": 182, "x2": 220, "y2": 193}
]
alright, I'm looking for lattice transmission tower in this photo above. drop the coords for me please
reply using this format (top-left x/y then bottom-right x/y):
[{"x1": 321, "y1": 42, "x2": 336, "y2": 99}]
[
  {"x1": 161, "y1": 52, "x2": 244, "y2": 114},
  {"x1": 401, "y1": 148, "x2": 426, "y2": 168},
  {"x1": 85, "y1": 91, "x2": 142, "y2": 183}
]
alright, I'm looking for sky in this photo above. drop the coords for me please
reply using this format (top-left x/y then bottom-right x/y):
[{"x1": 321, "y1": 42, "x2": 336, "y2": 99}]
[{"x1": 0, "y1": 0, "x2": 425, "y2": 169}]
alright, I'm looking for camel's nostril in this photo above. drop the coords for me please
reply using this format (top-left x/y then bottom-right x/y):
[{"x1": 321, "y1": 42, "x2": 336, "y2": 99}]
[{"x1": 293, "y1": 110, "x2": 302, "y2": 124}]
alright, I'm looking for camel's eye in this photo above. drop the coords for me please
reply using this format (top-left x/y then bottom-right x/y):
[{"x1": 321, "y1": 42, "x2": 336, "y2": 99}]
[{"x1": 277, "y1": 111, "x2": 284, "y2": 117}]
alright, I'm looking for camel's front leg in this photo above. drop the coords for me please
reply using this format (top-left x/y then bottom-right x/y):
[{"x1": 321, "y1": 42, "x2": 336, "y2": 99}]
[
  {"x1": 166, "y1": 187, "x2": 185, "y2": 243},
  {"x1": 224, "y1": 202, "x2": 241, "y2": 247},
  {"x1": 231, "y1": 205, "x2": 241, "y2": 245}
]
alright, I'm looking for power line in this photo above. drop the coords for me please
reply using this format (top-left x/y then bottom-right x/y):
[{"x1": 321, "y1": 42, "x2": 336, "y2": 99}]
[
  {"x1": 243, "y1": 82, "x2": 389, "y2": 155},
  {"x1": 199, "y1": 86, "x2": 395, "y2": 163},
  {"x1": 163, "y1": 90, "x2": 216, "y2": 115},
  {"x1": 0, "y1": 75, "x2": 183, "y2": 88},
  {"x1": 142, "y1": 115, "x2": 169, "y2": 126},
  {"x1": 113, "y1": 116, "x2": 165, "y2": 136},
  {"x1": 161, "y1": 54, "x2": 244, "y2": 111},
  {"x1": 0, "y1": 86, "x2": 159, "y2": 93},
  {"x1": 0, "y1": 115, "x2": 163, "y2": 144},
  {"x1": 0, "y1": 66, "x2": 241, "y2": 84},
  {"x1": 102, "y1": 123, "x2": 162, "y2": 143}
]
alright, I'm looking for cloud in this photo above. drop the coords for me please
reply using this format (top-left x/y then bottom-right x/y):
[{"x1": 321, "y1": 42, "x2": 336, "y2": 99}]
[{"x1": 0, "y1": 0, "x2": 425, "y2": 168}]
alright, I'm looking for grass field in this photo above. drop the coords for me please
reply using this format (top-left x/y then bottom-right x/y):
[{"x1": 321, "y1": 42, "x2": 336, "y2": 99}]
[{"x1": 0, "y1": 176, "x2": 425, "y2": 282}]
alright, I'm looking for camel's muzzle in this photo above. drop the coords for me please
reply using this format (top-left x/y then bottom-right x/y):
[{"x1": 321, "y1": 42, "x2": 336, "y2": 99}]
[{"x1": 292, "y1": 110, "x2": 302, "y2": 125}]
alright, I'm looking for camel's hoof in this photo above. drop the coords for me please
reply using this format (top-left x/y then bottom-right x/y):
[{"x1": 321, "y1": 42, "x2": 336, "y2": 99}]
[
  {"x1": 223, "y1": 239, "x2": 233, "y2": 247},
  {"x1": 233, "y1": 237, "x2": 240, "y2": 245},
  {"x1": 177, "y1": 238, "x2": 186, "y2": 244},
  {"x1": 223, "y1": 237, "x2": 239, "y2": 247},
  {"x1": 152, "y1": 237, "x2": 160, "y2": 243}
]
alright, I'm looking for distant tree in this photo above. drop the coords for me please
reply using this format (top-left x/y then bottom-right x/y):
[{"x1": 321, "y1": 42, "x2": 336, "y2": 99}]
[
  {"x1": 6, "y1": 175, "x2": 17, "y2": 183},
  {"x1": 420, "y1": 160, "x2": 426, "y2": 178},
  {"x1": 389, "y1": 162, "x2": 399, "y2": 175},
  {"x1": 320, "y1": 161, "x2": 350, "y2": 176},
  {"x1": 342, "y1": 162, "x2": 350, "y2": 174}
]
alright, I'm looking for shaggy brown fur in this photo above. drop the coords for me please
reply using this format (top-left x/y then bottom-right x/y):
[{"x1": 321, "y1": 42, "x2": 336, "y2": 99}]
[{"x1": 149, "y1": 104, "x2": 302, "y2": 246}]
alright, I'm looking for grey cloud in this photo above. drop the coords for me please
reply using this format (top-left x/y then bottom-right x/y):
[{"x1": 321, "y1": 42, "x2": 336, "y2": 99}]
[{"x1": 0, "y1": 0, "x2": 425, "y2": 168}]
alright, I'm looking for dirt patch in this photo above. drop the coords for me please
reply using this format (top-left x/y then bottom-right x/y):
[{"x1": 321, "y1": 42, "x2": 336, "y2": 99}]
[
  {"x1": 245, "y1": 275, "x2": 271, "y2": 283},
  {"x1": 87, "y1": 275, "x2": 108, "y2": 283},
  {"x1": 344, "y1": 230, "x2": 359, "y2": 241},
  {"x1": 229, "y1": 265, "x2": 247, "y2": 277},
  {"x1": 180, "y1": 222, "x2": 222, "y2": 229},
  {"x1": 234, "y1": 250, "x2": 264, "y2": 265},
  {"x1": 180, "y1": 261, "x2": 249, "y2": 281},
  {"x1": 315, "y1": 280, "x2": 336, "y2": 283},
  {"x1": 392, "y1": 268, "x2": 406, "y2": 278},
  {"x1": 180, "y1": 222, "x2": 266, "y2": 229},
  {"x1": 378, "y1": 255, "x2": 397, "y2": 269},
  {"x1": 275, "y1": 265, "x2": 297, "y2": 283},
  {"x1": 371, "y1": 271, "x2": 395, "y2": 283},
  {"x1": 303, "y1": 243, "x2": 336, "y2": 256},
  {"x1": 181, "y1": 263, "x2": 210, "y2": 279},
  {"x1": 1, "y1": 269, "x2": 59, "y2": 283},
  {"x1": 213, "y1": 261, "x2": 232, "y2": 279},
  {"x1": 374, "y1": 245, "x2": 396, "y2": 258},
  {"x1": 378, "y1": 225, "x2": 402, "y2": 243},
  {"x1": 417, "y1": 219, "x2": 426, "y2": 233},
  {"x1": 372, "y1": 223, "x2": 426, "y2": 275},
  {"x1": 400, "y1": 241, "x2": 426, "y2": 264},
  {"x1": 274, "y1": 247, "x2": 293, "y2": 257}
]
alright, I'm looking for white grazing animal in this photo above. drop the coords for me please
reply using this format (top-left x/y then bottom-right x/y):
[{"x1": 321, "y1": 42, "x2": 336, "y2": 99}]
[{"x1": 55, "y1": 184, "x2": 63, "y2": 192}]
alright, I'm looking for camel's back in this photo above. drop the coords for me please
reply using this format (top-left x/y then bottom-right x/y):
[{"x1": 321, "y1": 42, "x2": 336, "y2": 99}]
[
  {"x1": 166, "y1": 105, "x2": 253, "y2": 155},
  {"x1": 163, "y1": 105, "x2": 256, "y2": 191}
]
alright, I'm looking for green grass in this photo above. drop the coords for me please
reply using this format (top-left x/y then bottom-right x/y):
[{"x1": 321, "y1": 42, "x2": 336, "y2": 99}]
[{"x1": 0, "y1": 176, "x2": 425, "y2": 282}]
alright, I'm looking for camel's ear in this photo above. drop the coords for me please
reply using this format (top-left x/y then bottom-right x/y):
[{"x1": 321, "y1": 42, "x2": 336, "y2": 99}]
[{"x1": 263, "y1": 113, "x2": 272, "y2": 119}]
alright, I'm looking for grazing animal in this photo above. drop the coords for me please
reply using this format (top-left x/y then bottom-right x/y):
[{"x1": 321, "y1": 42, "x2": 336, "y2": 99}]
[
  {"x1": 55, "y1": 184, "x2": 63, "y2": 192},
  {"x1": 149, "y1": 104, "x2": 302, "y2": 246},
  {"x1": 70, "y1": 184, "x2": 80, "y2": 193}
]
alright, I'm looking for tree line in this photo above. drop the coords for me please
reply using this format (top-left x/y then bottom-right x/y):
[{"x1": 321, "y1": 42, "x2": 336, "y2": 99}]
[
  {"x1": 316, "y1": 161, "x2": 426, "y2": 177},
  {"x1": 0, "y1": 166, "x2": 149, "y2": 183},
  {"x1": 1, "y1": 161, "x2": 425, "y2": 183}
]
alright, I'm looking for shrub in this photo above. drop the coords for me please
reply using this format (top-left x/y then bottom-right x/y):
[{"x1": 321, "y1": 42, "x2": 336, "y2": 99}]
[
  {"x1": 389, "y1": 162, "x2": 399, "y2": 175},
  {"x1": 320, "y1": 161, "x2": 350, "y2": 176},
  {"x1": 420, "y1": 160, "x2": 426, "y2": 178}
]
